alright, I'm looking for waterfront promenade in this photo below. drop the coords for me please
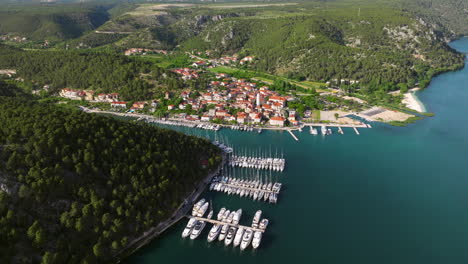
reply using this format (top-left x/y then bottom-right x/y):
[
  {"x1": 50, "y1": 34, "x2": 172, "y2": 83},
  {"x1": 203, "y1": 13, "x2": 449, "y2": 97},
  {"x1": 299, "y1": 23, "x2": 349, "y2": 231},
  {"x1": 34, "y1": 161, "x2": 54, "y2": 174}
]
[{"x1": 79, "y1": 106, "x2": 369, "y2": 132}]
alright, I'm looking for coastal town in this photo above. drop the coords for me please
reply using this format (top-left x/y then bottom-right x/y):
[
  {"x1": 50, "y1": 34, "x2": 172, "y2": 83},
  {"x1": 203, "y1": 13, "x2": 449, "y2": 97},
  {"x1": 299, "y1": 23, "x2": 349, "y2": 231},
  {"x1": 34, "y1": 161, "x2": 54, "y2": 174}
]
[
  {"x1": 55, "y1": 49, "x2": 422, "y2": 130},
  {"x1": 0, "y1": 43, "x2": 424, "y2": 132},
  {"x1": 55, "y1": 49, "x2": 371, "y2": 129}
]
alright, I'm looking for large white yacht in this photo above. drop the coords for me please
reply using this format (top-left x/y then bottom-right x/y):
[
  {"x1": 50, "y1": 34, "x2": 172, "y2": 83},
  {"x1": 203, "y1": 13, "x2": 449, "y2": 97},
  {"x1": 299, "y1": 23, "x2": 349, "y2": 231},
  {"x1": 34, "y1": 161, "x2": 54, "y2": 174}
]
[
  {"x1": 233, "y1": 227, "x2": 245, "y2": 247},
  {"x1": 224, "y1": 226, "x2": 237, "y2": 246},
  {"x1": 181, "y1": 218, "x2": 196, "y2": 238},
  {"x1": 252, "y1": 231, "x2": 263, "y2": 249},
  {"x1": 240, "y1": 229, "x2": 253, "y2": 250}
]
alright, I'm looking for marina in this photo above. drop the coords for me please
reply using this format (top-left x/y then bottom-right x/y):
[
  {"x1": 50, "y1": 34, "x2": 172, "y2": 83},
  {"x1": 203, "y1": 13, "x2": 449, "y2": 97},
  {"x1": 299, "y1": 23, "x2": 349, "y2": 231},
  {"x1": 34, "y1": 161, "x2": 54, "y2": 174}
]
[{"x1": 127, "y1": 37, "x2": 468, "y2": 264}]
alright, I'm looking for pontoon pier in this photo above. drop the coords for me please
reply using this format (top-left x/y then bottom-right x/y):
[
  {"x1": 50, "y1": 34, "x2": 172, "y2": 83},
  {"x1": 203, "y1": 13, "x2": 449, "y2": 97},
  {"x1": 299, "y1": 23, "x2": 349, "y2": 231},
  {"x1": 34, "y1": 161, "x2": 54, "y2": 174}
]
[{"x1": 190, "y1": 216, "x2": 266, "y2": 233}]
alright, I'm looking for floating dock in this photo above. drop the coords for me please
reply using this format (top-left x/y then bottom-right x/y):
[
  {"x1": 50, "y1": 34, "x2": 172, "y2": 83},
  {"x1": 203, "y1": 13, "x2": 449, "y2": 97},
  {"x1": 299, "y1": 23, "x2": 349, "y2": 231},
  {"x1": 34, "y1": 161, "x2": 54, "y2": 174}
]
[
  {"x1": 190, "y1": 216, "x2": 265, "y2": 233},
  {"x1": 353, "y1": 127, "x2": 360, "y2": 135}
]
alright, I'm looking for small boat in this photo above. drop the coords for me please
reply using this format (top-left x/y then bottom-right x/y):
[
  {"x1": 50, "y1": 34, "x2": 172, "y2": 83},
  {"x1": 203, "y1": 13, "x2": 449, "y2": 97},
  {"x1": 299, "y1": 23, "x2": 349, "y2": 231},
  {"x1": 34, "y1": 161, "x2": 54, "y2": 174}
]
[
  {"x1": 233, "y1": 227, "x2": 245, "y2": 247},
  {"x1": 181, "y1": 218, "x2": 196, "y2": 238},
  {"x1": 259, "y1": 218, "x2": 269, "y2": 230},
  {"x1": 321, "y1": 125, "x2": 327, "y2": 135},
  {"x1": 240, "y1": 229, "x2": 253, "y2": 250},
  {"x1": 207, "y1": 210, "x2": 213, "y2": 220},
  {"x1": 222, "y1": 210, "x2": 231, "y2": 221},
  {"x1": 252, "y1": 210, "x2": 262, "y2": 228},
  {"x1": 253, "y1": 190, "x2": 259, "y2": 201},
  {"x1": 197, "y1": 202, "x2": 209, "y2": 217},
  {"x1": 192, "y1": 199, "x2": 205, "y2": 216},
  {"x1": 232, "y1": 209, "x2": 242, "y2": 225},
  {"x1": 227, "y1": 211, "x2": 236, "y2": 223},
  {"x1": 258, "y1": 191, "x2": 264, "y2": 201},
  {"x1": 217, "y1": 207, "x2": 226, "y2": 221},
  {"x1": 310, "y1": 126, "x2": 318, "y2": 135}
]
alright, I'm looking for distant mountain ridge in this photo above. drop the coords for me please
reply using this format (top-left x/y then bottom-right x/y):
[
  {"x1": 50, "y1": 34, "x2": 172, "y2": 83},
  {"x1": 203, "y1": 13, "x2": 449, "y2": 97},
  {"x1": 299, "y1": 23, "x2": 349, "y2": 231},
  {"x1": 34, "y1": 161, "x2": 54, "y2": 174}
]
[{"x1": 0, "y1": 4, "x2": 112, "y2": 41}]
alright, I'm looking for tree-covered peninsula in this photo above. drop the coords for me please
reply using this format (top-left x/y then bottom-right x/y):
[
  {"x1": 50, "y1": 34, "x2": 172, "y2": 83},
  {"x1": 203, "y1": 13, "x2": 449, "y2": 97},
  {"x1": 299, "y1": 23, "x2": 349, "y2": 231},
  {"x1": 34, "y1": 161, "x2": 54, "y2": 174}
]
[{"x1": 0, "y1": 81, "x2": 222, "y2": 263}]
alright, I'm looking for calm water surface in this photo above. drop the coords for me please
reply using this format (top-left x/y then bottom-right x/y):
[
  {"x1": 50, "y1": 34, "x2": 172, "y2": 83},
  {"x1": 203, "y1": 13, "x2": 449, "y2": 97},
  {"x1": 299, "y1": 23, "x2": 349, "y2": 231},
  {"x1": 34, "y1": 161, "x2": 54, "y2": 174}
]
[{"x1": 128, "y1": 38, "x2": 468, "y2": 264}]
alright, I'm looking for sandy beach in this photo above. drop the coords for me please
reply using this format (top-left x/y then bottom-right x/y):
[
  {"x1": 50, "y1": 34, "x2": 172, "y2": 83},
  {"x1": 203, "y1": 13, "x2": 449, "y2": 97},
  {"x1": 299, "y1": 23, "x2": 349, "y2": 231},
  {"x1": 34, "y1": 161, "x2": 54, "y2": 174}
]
[{"x1": 403, "y1": 90, "x2": 426, "y2": 112}]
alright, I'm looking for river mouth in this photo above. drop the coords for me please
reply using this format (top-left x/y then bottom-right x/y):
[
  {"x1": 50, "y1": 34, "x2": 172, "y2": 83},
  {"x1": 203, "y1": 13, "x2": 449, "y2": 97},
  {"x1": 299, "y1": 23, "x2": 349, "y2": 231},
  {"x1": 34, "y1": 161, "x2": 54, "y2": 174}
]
[{"x1": 128, "y1": 37, "x2": 468, "y2": 264}]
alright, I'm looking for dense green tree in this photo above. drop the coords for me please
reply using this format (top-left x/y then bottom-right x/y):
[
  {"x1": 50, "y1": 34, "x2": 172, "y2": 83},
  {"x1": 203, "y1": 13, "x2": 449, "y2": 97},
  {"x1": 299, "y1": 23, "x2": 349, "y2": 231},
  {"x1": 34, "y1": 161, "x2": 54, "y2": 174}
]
[{"x1": 0, "y1": 81, "x2": 221, "y2": 262}]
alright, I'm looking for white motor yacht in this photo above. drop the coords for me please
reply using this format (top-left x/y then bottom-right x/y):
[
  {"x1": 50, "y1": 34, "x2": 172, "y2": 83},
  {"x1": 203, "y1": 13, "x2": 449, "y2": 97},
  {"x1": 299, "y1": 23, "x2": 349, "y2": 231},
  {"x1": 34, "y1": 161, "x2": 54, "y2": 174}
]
[
  {"x1": 252, "y1": 231, "x2": 262, "y2": 249},
  {"x1": 233, "y1": 227, "x2": 245, "y2": 247},
  {"x1": 240, "y1": 229, "x2": 253, "y2": 250},
  {"x1": 224, "y1": 226, "x2": 237, "y2": 246},
  {"x1": 181, "y1": 218, "x2": 196, "y2": 238},
  {"x1": 189, "y1": 220, "x2": 206, "y2": 240},
  {"x1": 207, "y1": 224, "x2": 221, "y2": 242}
]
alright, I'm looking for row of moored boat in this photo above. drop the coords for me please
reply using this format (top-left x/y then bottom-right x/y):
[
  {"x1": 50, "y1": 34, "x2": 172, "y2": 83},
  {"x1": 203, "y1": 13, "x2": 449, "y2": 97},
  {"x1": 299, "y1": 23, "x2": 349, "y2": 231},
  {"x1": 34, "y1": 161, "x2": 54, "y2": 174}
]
[
  {"x1": 183, "y1": 199, "x2": 269, "y2": 250},
  {"x1": 210, "y1": 176, "x2": 281, "y2": 203},
  {"x1": 141, "y1": 117, "x2": 222, "y2": 131},
  {"x1": 229, "y1": 156, "x2": 285, "y2": 171}
]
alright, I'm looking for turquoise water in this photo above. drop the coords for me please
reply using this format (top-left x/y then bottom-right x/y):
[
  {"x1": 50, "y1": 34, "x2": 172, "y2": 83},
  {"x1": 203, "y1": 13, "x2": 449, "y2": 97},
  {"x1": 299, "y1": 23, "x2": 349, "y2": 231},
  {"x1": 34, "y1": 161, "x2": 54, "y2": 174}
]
[{"x1": 128, "y1": 38, "x2": 468, "y2": 264}]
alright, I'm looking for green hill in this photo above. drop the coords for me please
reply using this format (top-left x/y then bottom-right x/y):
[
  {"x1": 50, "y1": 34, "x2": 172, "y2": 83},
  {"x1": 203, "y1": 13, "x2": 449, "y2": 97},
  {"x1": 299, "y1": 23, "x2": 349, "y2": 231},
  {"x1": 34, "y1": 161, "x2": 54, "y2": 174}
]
[
  {"x1": 177, "y1": 5, "x2": 464, "y2": 89},
  {"x1": 0, "y1": 4, "x2": 111, "y2": 41},
  {"x1": 96, "y1": 1, "x2": 461, "y2": 91}
]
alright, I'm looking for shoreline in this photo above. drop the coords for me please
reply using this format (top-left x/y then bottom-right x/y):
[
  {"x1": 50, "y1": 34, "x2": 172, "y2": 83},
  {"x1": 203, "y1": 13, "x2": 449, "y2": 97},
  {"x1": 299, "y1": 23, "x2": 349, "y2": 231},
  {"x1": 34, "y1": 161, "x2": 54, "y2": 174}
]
[
  {"x1": 403, "y1": 89, "x2": 426, "y2": 113},
  {"x1": 79, "y1": 106, "x2": 367, "y2": 131}
]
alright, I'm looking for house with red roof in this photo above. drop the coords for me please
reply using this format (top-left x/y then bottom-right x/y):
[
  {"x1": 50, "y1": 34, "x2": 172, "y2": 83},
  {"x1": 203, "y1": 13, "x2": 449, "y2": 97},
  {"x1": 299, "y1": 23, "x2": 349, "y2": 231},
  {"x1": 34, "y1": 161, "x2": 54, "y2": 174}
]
[{"x1": 269, "y1": 116, "x2": 286, "y2": 127}]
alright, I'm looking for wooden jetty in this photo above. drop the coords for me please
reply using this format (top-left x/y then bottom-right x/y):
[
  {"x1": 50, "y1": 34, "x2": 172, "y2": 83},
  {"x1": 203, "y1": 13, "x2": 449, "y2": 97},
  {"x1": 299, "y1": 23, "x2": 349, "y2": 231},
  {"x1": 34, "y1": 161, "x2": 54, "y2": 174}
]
[
  {"x1": 353, "y1": 127, "x2": 360, "y2": 135},
  {"x1": 288, "y1": 130, "x2": 299, "y2": 141}
]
